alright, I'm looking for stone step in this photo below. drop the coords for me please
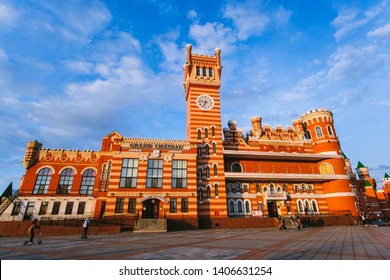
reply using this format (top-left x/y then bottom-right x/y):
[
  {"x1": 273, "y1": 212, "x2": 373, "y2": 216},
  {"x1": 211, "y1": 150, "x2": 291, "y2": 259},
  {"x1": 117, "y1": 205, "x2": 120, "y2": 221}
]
[{"x1": 133, "y1": 218, "x2": 167, "y2": 233}]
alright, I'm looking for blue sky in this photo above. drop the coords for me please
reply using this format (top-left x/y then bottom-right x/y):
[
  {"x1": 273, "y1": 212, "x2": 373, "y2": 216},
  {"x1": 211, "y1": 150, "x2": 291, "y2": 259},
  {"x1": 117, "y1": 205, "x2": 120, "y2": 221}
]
[{"x1": 1, "y1": 0, "x2": 390, "y2": 194}]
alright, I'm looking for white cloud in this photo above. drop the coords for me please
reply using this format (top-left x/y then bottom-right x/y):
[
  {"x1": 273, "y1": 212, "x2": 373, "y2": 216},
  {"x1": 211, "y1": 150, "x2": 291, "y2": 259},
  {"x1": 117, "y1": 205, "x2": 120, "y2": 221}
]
[
  {"x1": 189, "y1": 22, "x2": 237, "y2": 55},
  {"x1": 368, "y1": 23, "x2": 390, "y2": 37},
  {"x1": 331, "y1": 3, "x2": 383, "y2": 40},
  {"x1": 327, "y1": 45, "x2": 380, "y2": 81},
  {"x1": 222, "y1": 0, "x2": 269, "y2": 40},
  {"x1": 187, "y1": 10, "x2": 198, "y2": 20},
  {"x1": 0, "y1": 2, "x2": 19, "y2": 27},
  {"x1": 275, "y1": 6, "x2": 292, "y2": 26}
]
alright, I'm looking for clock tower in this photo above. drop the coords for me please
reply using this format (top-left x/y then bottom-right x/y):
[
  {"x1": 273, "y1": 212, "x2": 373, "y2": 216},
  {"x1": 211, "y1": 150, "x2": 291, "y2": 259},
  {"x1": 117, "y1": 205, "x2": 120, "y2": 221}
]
[{"x1": 183, "y1": 44, "x2": 227, "y2": 221}]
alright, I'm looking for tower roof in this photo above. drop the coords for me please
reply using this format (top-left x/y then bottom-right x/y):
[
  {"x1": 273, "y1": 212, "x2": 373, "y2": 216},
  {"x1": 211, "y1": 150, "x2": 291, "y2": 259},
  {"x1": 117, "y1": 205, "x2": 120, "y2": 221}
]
[
  {"x1": 357, "y1": 161, "x2": 365, "y2": 168},
  {"x1": 364, "y1": 180, "x2": 372, "y2": 187},
  {"x1": 385, "y1": 173, "x2": 390, "y2": 179},
  {"x1": 342, "y1": 152, "x2": 348, "y2": 159}
]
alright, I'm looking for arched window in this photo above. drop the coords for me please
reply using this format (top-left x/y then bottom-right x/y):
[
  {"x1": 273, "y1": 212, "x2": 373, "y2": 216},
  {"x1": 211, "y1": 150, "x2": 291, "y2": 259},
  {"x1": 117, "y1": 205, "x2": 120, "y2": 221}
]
[
  {"x1": 33, "y1": 168, "x2": 52, "y2": 194},
  {"x1": 80, "y1": 169, "x2": 96, "y2": 196},
  {"x1": 99, "y1": 164, "x2": 106, "y2": 191},
  {"x1": 206, "y1": 185, "x2": 211, "y2": 199},
  {"x1": 231, "y1": 162, "x2": 242, "y2": 172},
  {"x1": 302, "y1": 184, "x2": 306, "y2": 192},
  {"x1": 204, "y1": 128, "x2": 209, "y2": 139},
  {"x1": 295, "y1": 185, "x2": 299, "y2": 193},
  {"x1": 211, "y1": 126, "x2": 215, "y2": 137},
  {"x1": 105, "y1": 161, "x2": 112, "y2": 191},
  {"x1": 297, "y1": 200, "x2": 304, "y2": 213},
  {"x1": 243, "y1": 184, "x2": 248, "y2": 192},
  {"x1": 197, "y1": 129, "x2": 201, "y2": 140},
  {"x1": 320, "y1": 163, "x2": 334, "y2": 174},
  {"x1": 245, "y1": 201, "x2": 251, "y2": 213},
  {"x1": 311, "y1": 200, "x2": 318, "y2": 212},
  {"x1": 304, "y1": 200, "x2": 310, "y2": 213},
  {"x1": 214, "y1": 183, "x2": 219, "y2": 197},
  {"x1": 305, "y1": 130, "x2": 312, "y2": 140},
  {"x1": 327, "y1": 125, "x2": 333, "y2": 136},
  {"x1": 269, "y1": 184, "x2": 275, "y2": 194},
  {"x1": 197, "y1": 146, "x2": 202, "y2": 158},
  {"x1": 277, "y1": 186, "x2": 281, "y2": 193},
  {"x1": 263, "y1": 187, "x2": 268, "y2": 193},
  {"x1": 237, "y1": 201, "x2": 243, "y2": 214},
  {"x1": 212, "y1": 142, "x2": 216, "y2": 154},
  {"x1": 283, "y1": 183, "x2": 287, "y2": 192},
  {"x1": 213, "y1": 163, "x2": 217, "y2": 176},
  {"x1": 229, "y1": 200, "x2": 235, "y2": 214},
  {"x1": 309, "y1": 185, "x2": 313, "y2": 193},
  {"x1": 205, "y1": 144, "x2": 210, "y2": 156},
  {"x1": 205, "y1": 166, "x2": 210, "y2": 179},
  {"x1": 227, "y1": 184, "x2": 233, "y2": 192},
  {"x1": 57, "y1": 168, "x2": 74, "y2": 194},
  {"x1": 315, "y1": 126, "x2": 323, "y2": 137},
  {"x1": 256, "y1": 183, "x2": 260, "y2": 192},
  {"x1": 197, "y1": 168, "x2": 202, "y2": 181},
  {"x1": 235, "y1": 182, "x2": 241, "y2": 192},
  {"x1": 198, "y1": 189, "x2": 203, "y2": 202}
]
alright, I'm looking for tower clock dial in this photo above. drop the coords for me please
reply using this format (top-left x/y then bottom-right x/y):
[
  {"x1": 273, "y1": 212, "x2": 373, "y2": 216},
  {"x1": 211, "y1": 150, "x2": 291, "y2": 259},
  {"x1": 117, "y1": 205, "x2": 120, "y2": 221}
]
[{"x1": 196, "y1": 94, "x2": 214, "y2": 110}]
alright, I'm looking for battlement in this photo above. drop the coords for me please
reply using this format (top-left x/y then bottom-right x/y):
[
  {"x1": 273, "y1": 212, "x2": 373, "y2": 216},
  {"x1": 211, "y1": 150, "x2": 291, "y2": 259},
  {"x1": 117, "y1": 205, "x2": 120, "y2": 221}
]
[
  {"x1": 39, "y1": 148, "x2": 100, "y2": 163},
  {"x1": 301, "y1": 108, "x2": 332, "y2": 118}
]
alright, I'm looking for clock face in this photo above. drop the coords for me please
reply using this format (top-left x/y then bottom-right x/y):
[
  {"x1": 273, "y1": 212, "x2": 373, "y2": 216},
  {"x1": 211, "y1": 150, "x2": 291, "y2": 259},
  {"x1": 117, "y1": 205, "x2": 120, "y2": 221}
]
[{"x1": 196, "y1": 94, "x2": 214, "y2": 110}]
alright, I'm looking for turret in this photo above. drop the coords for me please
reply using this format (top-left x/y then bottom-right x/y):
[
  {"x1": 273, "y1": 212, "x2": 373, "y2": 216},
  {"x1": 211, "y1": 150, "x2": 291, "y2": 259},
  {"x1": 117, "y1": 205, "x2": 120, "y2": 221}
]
[
  {"x1": 300, "y1": 109, "x2": 340, "y2": 154},
  {"x1": 251, "y1": 116, "x2": 262, "y2": 138},
  {"x1": 23, "y1": 140, "x2": 42, "y2": 169}
]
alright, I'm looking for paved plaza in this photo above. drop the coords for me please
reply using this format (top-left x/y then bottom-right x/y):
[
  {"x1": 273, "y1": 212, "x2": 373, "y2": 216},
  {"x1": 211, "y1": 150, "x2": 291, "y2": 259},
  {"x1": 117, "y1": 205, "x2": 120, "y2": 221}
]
[{"x1": 1, "y1": 226, "x2": 390, "y2": 260}]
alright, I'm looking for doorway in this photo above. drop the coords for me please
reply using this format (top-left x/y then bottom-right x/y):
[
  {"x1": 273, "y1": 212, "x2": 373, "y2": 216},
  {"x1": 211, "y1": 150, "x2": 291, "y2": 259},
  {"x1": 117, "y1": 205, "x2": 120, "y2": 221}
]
[
  {"x1": 142, "y1": 199, "x2": 160, "y2": 219},
  {"x1": 267, "y1": 201, "x2": 278, "y2": 217}
]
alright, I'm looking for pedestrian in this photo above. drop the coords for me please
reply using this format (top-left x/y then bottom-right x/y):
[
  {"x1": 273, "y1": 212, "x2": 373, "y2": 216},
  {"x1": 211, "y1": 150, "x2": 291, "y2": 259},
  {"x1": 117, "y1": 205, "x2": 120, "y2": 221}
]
[
  {"x1": 295, "y1": 215, "x2": 302, "y2": 230},
  {"x1": 28, "y1": 219, "x2": 40, "y2": 244},
  {"x1": 278, "y1": 216, "x2": 287, "y2": 231},
  {"x1": 291, "y1": 216, "x2": 296, "y2": 228},
  {"x1": 81, "y1": 217, "x2": 90, "y2": 239}
]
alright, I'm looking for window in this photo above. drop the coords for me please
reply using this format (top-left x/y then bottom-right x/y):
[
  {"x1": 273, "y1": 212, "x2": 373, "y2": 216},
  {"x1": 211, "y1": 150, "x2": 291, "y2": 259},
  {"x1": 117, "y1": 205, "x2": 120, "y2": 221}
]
[
  {"x1": 65, "y1": 202, "x2": 74, "y2": 215},
  {"x1": 120, "y1": 159, "x2": 139, "y2": 188},
  {"x1": 212, "y1": 142, "x2": 216, "y2": 154},
  {"x1": 115, "y1": 198, "x2": 124, "y2": 213},
  {"x1": 206, "y1": 186, "x2": 211, "y2": 199},
  {"x1": 270, "y1": 184, "x2": 275, "y2": 194},
  {"x1": 258, "y1": 202, "x2": 263, "y2": 212},
  {"x1": 202, "y1": 67, "x2": 206, "y2": 76},
  {"x1": 33, "y1": 168, "x2": 52, "y2": 194},
  {"x1": 205, "y1": 128, "x2": 208, "y2": 139},
  {"x1": 256, "y1": 183, "x2": 260, "y2": 193},
  {"x1": 196, "y1": 67, "x2": 200, "y2": 76},
  {"x1": 197, "y1": 129, "x2": 201, "y2": 140},
  {"x1": 213, "y1": 163, "x2": 217, "y2": 176},
  {"x1": 128, "y1": 198, "x2": 136, "y2": 213},
  {"x1": 243, "y1": 184, "x2": 248, "y2": 192},
  {"x1": 231, "y1": 162, "x2": 242, "y2": 172},
  {"x1": 80, "y1": 169, "x2": 96, "y2": 196},
  {"x1": 295, "y1": 185, "x2": 299, "y2": 193},
  {"x1": 197, "y1": 146, "x2": 202, "y2": 158},
  {"x1": 214, "y1": 183, "x2": 219, "y2": 197},
  {"x1": 245, "y1": 201, "x2": 251, "y2": 213},
  {"x1": 170, "y1": 198, "x2": 177, "y2": 213},
  {"x1": 57, "y1": 168, "x2": 74, "y2": 194},
  {"x1": 208, "y1": 68, "x2": 213, "y2": 77},
  {"x1": 235, "y1": 182, "x2": 241, "y2": 192},
  {"x1": 38, "y1": 202, "x2": 48, "y2": 215},
  {"x1": 309, "y1": 185, "x2": 313, "y2": 193},
  {"x1": 320, "y1": 163, "x2": 334, "y2": 174},
  {"x1": 11, "y1": 202, "x2": 21, "y2": 216},
  {"x1": 315, "y1": 126, "x2": 323, "y2": 137},
  {"x1": 305, "y1": 200, "x2": 310, "y2": 213},
  {"x1": 211, "y1": 126, "x2": 215, "y2": 137},
  {"x1": 229, "y1": 200, "x2": 235, "y2": 214},
  {"x1": 237, "y1": 201, "x2": 243, "y2": 214},
  {"x1": 181, "y1": 198, "x2": 188, "y2": 213},
  {"x1": 305, "y1": 130, "x2": 312, "y2": 139},
  {"x1": 105, "y1": 161, "x2": 112, "y2": 191},
  {"x1": 205, "y1": 166, "x2": 210, "y2": 179},
  {"x1": 77, "y1": 202, "x2": 86, "y2": 215},
  {"x1": 99, "y1": 164, "x2": 106, "y2": 191},
  {"x1": 24, "y1": 202, "x2": 35, "y2": 220},
  {"x1": 297, "y1": 200, "x2": 304, "y2": 213},
  {"x1": 198, "y1": 189, "x2": 203, "y2": 203},
  {"x1": 146, "y1": 159, "x2": 163, "y2": 188},
  {"x1": 197, "y1": 168, "x2": 203, "y2": 181},
  {"x1": 283, "y1": 183, "x2": 287, "y2": 192},
  {"x1": 172, "y1": 160, "x2": 187, "y2": 188},
  {"x1": 51, "y1": 202, "x2": 60, "y2": 215},
  {"x1": 227, "y1": 184, "x2": 233, "y2": 192},
  {"x1": 302, "y1": 184, "x2": 306, "y2": 192},
  {"x1": 327, "y1": 125, "x2": 333, "y2": 136},
  {"x1": 312, "y1": 200, "x2": 318, "y2": 212},
  {"x1": 205, "y1": 144, "x2": 210, "y2": 156}
]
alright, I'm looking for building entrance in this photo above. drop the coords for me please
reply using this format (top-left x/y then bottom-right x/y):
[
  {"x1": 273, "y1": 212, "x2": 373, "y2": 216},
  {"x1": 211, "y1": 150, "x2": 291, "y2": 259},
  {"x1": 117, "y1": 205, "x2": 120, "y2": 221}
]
[
  {"x1": 142, "y1": 199, "x2": 160, "y2": 219},
  {"x1": 267, "y1": 201, "x2": 278, "y2": 217}
]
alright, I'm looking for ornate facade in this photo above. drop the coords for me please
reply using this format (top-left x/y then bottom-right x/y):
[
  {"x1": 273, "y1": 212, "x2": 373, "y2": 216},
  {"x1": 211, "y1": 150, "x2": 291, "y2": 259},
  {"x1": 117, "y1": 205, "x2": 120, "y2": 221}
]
[{"x1": 2, "y1": 46, "x2": 390, "y2": 226}]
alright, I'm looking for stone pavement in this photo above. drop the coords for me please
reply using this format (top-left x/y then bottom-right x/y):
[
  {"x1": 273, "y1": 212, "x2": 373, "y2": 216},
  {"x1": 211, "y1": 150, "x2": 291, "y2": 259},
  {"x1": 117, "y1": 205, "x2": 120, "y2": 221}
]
[{"x1": 1, "y1": 226, "x2": 390, "y2": 260}]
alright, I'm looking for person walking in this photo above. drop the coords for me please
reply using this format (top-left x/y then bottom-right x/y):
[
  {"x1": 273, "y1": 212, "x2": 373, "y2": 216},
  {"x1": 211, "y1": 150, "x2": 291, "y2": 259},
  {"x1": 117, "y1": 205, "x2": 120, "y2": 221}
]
[
  {"x1": 81, "y1": 217, "x2": 90, "y2": 239},
  {"x1": 27, "y1": 219, "x2": 40, "y2": 244},
  {"x1": 278, "y1": 216, "x2": 287, "y2": 231}
]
